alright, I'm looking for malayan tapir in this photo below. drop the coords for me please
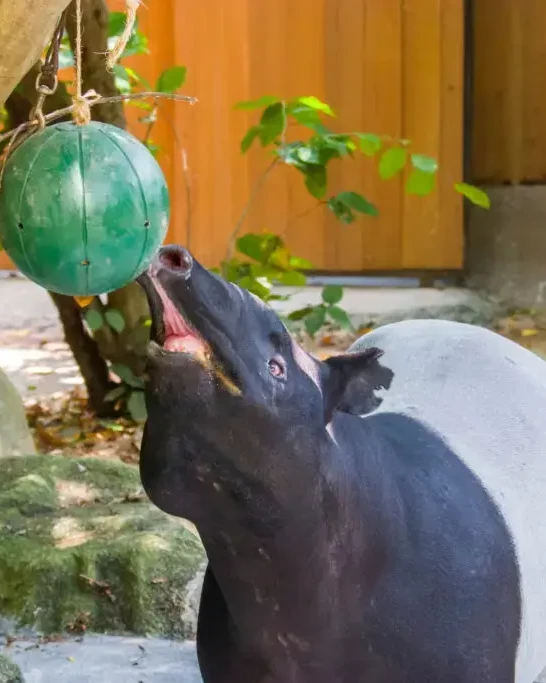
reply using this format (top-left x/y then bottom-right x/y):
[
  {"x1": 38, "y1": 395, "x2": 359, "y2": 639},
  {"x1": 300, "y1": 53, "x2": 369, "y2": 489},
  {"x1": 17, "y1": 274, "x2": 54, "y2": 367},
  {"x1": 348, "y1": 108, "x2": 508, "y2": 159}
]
[{"x1": 138, "y1": 244, "x2": 546, "y2": 683}]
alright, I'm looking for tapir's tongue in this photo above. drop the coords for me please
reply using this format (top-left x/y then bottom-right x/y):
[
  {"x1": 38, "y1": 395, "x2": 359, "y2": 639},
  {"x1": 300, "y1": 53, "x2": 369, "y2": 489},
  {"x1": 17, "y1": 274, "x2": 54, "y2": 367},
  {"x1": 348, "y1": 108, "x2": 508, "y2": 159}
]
[{"x1": 151, "y1": 277, "x2": 209, "y2": 358}]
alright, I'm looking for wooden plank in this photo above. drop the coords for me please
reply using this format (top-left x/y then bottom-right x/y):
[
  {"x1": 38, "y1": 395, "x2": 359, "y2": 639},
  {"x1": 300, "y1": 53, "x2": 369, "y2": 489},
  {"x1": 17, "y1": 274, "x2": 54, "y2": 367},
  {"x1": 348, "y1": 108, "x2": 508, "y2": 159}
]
[
  {"x1": 471, "y1": 0, "x2": 513, "y2": 183},
  {"x1": 170, "y1": 0, "x2": 252, "y2": 267},
  {"x1": 324, "y1": 0, "x2": 375, "y2": 271},
  {"x1": 358, "y1": 0, "x2": 404, "y2": 270},
  {"x1": 438, "y1": 0, "x2": 464, "y2": 269},
  {"x1": 401, "y1": 0, "x2": 463, "y2": 269},
  {"x1": 400, "y1": 0, "x2": 441, "y2": 269},
  {"x1": 521, "y1": 0, "x2": 546, "y2": 181}
]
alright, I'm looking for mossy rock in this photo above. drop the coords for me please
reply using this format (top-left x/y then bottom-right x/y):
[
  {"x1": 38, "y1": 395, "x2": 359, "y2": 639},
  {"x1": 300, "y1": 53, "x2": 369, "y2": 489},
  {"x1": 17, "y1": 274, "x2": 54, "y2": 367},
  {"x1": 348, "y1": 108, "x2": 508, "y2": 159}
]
[
  {"x1": 0, "y1": 369, "x2": 35, "y2": 459},
  {"x1": 0, "y1": 653, "x2": 23, "y2": 683},
  {"x1": 0, "y1": 455, "x2": 205, "y2": 638}
]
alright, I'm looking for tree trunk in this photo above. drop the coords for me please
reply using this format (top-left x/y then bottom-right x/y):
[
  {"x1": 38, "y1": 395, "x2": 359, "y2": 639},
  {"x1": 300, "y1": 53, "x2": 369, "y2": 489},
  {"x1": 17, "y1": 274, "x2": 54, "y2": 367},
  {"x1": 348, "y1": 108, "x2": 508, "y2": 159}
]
[
  {"x1": 49, "y1": 294, "x2": 113, "y2": 416},
  {"x1": 0, "y1": 0, "x2": 72, "y2": 108}
]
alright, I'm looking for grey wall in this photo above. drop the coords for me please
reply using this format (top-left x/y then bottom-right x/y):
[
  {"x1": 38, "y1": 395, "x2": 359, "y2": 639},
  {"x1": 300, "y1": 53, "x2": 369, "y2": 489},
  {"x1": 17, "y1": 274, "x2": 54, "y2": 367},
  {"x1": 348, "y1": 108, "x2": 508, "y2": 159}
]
[{"x1": 466, "y1": 186, "x2": 546, "y2": 308}]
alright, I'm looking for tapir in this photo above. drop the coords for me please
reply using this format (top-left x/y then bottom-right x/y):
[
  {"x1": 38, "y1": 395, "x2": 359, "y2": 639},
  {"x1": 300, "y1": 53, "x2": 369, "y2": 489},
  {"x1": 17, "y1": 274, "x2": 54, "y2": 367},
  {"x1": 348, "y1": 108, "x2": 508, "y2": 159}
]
[{"x1": 138, "y1": 244, "x2": 546, "y2": 683}]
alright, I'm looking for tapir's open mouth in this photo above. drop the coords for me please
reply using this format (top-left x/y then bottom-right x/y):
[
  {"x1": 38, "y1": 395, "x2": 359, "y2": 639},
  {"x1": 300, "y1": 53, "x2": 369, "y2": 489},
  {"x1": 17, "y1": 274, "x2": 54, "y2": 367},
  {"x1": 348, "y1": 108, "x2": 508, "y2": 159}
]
[
  {"x1": 149, "y1": 275, "x2": 211, "y2": 362},
  {"x1": 142, "y1": 273, "x2": 241, "y2": 395}
]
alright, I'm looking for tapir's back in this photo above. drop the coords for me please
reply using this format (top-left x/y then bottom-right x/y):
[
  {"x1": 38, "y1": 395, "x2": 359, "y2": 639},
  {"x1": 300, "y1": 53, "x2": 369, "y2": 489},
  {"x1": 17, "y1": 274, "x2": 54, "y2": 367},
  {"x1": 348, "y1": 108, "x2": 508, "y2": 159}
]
[{"x1": 352, "y1": 319, "x2": 546, "y2": 683}]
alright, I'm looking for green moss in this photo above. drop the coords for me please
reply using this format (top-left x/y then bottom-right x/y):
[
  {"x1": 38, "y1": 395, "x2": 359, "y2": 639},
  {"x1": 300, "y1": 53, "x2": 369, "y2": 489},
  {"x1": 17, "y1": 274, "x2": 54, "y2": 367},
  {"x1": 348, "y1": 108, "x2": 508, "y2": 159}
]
[
  {"x1": 0, "y1": 653, "x2": 23, "y2": 683},
  {"x1": 0, "y1": 455, "x2": 205, "y2": 637}
]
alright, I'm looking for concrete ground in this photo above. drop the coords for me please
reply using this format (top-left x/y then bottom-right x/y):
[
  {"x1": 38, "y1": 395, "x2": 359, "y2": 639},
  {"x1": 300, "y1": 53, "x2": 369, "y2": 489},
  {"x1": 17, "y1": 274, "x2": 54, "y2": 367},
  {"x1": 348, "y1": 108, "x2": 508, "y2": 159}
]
[{"x1": 1, "y1": 634, "x2": 201, "y2": 683}]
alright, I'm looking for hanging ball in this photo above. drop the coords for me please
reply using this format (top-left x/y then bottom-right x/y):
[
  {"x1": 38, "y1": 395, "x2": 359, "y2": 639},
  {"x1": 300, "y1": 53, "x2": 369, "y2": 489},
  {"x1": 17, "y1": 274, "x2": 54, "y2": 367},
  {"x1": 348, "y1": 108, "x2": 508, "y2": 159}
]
[{"x1": 0, "y1": 121, "x2": 169, "y2": 296}]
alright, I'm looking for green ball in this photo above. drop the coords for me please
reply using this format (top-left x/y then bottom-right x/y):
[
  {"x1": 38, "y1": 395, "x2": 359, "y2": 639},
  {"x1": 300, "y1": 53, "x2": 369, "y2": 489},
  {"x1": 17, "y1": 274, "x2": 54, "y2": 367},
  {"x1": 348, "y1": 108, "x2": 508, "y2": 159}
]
[{"x1": 0, "y1": 121, "x2": 169, "y2": 296}]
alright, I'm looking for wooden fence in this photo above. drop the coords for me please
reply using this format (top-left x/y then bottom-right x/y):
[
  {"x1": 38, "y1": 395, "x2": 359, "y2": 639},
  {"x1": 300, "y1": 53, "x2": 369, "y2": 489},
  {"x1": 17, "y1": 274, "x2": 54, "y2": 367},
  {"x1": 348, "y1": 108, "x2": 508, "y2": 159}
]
[
  {"x1": 472, "y1": 0, "x2": 546, "y2": 185},
  {"x1": 0, "y1": 0, "x2": 465, "y2": 272}
]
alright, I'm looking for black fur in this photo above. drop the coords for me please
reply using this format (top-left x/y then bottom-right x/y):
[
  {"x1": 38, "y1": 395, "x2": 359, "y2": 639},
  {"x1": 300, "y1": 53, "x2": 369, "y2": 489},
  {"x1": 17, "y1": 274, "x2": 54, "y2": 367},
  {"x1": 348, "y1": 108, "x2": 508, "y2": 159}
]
[{"x1": 139, "y1": 245, "x2": 521, "y2": 683}]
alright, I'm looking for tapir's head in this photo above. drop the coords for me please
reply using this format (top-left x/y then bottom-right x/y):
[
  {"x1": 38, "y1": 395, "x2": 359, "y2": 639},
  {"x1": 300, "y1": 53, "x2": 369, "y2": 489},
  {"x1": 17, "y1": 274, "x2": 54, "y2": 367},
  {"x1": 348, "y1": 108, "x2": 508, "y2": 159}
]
[{"x1": 138, "y1": 245, "x2": 392, "y2": 524}]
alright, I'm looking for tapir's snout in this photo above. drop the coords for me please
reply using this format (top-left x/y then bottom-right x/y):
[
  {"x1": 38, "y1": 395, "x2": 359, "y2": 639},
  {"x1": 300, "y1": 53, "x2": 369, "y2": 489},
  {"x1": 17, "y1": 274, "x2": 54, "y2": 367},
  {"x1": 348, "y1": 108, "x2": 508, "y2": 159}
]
[
  {"x1": 139, "y1": 245, "x2": 249, "y2": 391},
  {"x1": 149, "y1": 244, "x2": 194, "y2": 280}
]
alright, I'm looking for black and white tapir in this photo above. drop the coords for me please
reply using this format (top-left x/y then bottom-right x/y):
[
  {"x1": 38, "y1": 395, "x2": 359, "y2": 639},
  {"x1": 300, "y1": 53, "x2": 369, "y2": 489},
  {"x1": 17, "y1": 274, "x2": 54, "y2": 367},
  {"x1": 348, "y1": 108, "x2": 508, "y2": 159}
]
[{"x1": 138, "y1": 244, "x2": 546, "y2": 683}]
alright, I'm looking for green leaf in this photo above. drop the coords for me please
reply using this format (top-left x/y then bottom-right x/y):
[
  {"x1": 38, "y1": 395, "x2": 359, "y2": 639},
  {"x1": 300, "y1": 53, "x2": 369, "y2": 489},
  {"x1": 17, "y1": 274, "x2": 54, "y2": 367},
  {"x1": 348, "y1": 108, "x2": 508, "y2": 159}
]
[
  {"x1": 276, "y1": 270, "x2": 307, "y2": 287},
  {"x1": 258, "y1": 102, "x2": 287, "y2": 145},
  {"x1": 328, "y1": 305, "x2": 354, "y2": 330},
  {"x1": 296, "y1": 146, "x2": 321, "y2": 164},
  {"x1": 235, "y1": 95, "x2": 280, "y2": 110},
  {"x1": 336, "y1": 191, "x2": 379, "y2": 217},
  {"x1": 411, "y1": 154, "x2": 438, "y2": 174},
  {"x1": 111, "y1": 363, "x2": 144, "y2": 389},
  {"x1": 304, "y1": 165, "x2": 327, "y2": 199},
  {"x1": 237, "y1": 276, "x2": 272, "y2": 300},
  {"x1": 406, "y1": 168, "x2": 436, "y2": 196},
  {"x1": 454, "y1": 183, "x2": 491, "y2": 209},
  {"x1": 107, "y1": 13, "x2": 148, "y2": 57},
  {"x1": 379, "y1": 147, "x2": 408, "y2": 180},
  {"x1": 322, "y1": 284, "x2": 343, "y2": 305},
  {"x1": 327, "y1": 197, "x2": 353, "y2": 224},
  {"x1": 124, "y1": 66, "x2": 144, "y2": 86},
  {"x1": 156, "y1": 65, "x2": 187, "y2": 93},
  {"x1": 108, "y1": 11, "x2": 127, "y2": 37},
  {"x1": 236, "y1": 233, "x2": 264, "y2": 261},
  {"x1": 113, "y1": 64, "x2": 132, "y2": 94},
  {"x1": 104, "y1": 386, "x2": 127, "y2": 402},
  {"x1": 304, "y1": 306, "x2": 327, "y2": 337},
  {"x1": 105, "y1": 309, "x2": 126, "y2": 333},
  {"x1": 288, "y1": 105, "x2": 329, "y2": 132},
  {"x1": 288, "y1": 306, "x2": 315, "y2": 322},
  {"x1": 288, "y1": 256, "x2": 313, "y2": 270},
  {"x1": 296, "y1": 96, "x2": 335, "y2": 117},
  {"x1": 241, "y1": 126, "x2": 262, "y2": 153},
  {"x1": 128, "y1": 391, "x2": 147, "y2": 423},
  {"x1": 357, "y1": 133, "x2": 382, "y2": 157},
  {"x1": 85, "y1": 310, "x2": 104, "y2": 332},
  {"x1": 122, "y1": 31, "x2": 149, "y2": 58}
]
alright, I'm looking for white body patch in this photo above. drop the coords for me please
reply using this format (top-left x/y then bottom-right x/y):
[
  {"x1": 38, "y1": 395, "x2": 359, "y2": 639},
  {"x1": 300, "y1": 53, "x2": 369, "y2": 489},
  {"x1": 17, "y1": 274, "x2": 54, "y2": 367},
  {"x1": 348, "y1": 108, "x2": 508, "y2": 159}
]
[{"x1": 352, "y1": 320, "x2": 546, "y2": 683}]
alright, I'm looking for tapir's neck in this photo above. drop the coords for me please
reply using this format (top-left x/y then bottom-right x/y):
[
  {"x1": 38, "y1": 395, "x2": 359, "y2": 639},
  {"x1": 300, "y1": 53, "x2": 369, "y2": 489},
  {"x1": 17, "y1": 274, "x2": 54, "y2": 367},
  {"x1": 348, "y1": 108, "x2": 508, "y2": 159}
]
[{"x1": 194, "y1": 418, "x2": 394, "y2": 666}]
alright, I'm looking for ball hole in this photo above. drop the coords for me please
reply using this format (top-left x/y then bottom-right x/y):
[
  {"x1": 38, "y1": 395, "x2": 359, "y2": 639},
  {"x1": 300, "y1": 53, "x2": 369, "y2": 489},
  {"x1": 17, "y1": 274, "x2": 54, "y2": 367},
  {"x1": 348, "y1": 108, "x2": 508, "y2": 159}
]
[
  {"x1": 17, "y1": 222, "x2": 23, "y2": 230},
  {"x1": 144, "y1": 220, "x2": 150, "y2": 228}
]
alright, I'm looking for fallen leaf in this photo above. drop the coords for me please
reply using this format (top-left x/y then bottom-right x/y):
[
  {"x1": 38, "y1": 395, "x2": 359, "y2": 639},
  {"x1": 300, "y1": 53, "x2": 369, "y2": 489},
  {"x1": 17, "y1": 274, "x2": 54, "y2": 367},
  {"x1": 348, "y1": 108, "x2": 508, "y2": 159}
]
[
  {"x1": 74, "y1": 296, "x2": 94, "y2": 308},
  {"x1": 521, "y1": 329, "x2": 539, "y2": 337},
  {"x1": 26, "y1": 365, "x2": 55, "y2": 376}
]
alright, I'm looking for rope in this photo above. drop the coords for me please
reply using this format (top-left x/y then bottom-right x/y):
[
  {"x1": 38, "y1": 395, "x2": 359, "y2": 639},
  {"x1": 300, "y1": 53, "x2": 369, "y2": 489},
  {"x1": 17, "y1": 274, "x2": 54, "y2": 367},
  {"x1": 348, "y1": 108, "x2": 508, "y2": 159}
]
[
  {"x1": 71, "y1": 0, "x2": 91, "y2": 126},
  {"x1": 106, "y1": 0, "x2": 140, "y2": 71}
]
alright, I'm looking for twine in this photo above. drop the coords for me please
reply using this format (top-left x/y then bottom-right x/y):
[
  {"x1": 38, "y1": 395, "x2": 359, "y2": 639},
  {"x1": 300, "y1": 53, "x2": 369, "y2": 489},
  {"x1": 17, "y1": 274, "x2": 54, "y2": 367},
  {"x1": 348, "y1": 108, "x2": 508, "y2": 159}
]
[
  {"x1": 71, "y1": 0, "x2": 91, "y2": 125},
  {"x1": 106, "y1": 0, "x2": 140, "y2": 71}
]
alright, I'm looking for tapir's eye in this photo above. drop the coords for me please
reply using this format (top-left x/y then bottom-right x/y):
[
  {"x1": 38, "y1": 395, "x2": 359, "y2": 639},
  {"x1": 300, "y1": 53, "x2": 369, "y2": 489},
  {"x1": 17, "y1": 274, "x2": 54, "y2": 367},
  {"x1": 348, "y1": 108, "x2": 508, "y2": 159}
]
[{"x1": 268, "y1": 358, "x2": 286, "y2": 379}]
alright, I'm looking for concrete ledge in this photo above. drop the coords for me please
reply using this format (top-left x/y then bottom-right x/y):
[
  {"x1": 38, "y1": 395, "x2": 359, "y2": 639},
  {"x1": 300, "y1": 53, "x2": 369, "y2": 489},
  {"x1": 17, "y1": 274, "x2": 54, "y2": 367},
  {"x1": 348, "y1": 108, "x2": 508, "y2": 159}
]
[{"x1": 272, "y1": 286, "x2": 497, "y2": 328}]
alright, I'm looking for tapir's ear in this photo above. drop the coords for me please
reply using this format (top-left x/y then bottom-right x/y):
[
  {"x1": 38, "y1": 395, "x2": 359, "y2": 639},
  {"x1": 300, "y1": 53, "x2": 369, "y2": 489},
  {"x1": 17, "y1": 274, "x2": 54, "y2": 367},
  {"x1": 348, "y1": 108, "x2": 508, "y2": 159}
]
[{"x1": 322, "y1": 347, "x2": 394, "y2": 420}]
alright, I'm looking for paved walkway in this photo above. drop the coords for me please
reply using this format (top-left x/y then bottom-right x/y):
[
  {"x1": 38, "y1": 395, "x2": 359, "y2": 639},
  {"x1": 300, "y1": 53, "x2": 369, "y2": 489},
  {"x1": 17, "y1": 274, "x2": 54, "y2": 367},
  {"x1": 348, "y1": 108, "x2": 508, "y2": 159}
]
[{"x1": 2, "y1": 634, "x2": 201, "y2": 683}]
